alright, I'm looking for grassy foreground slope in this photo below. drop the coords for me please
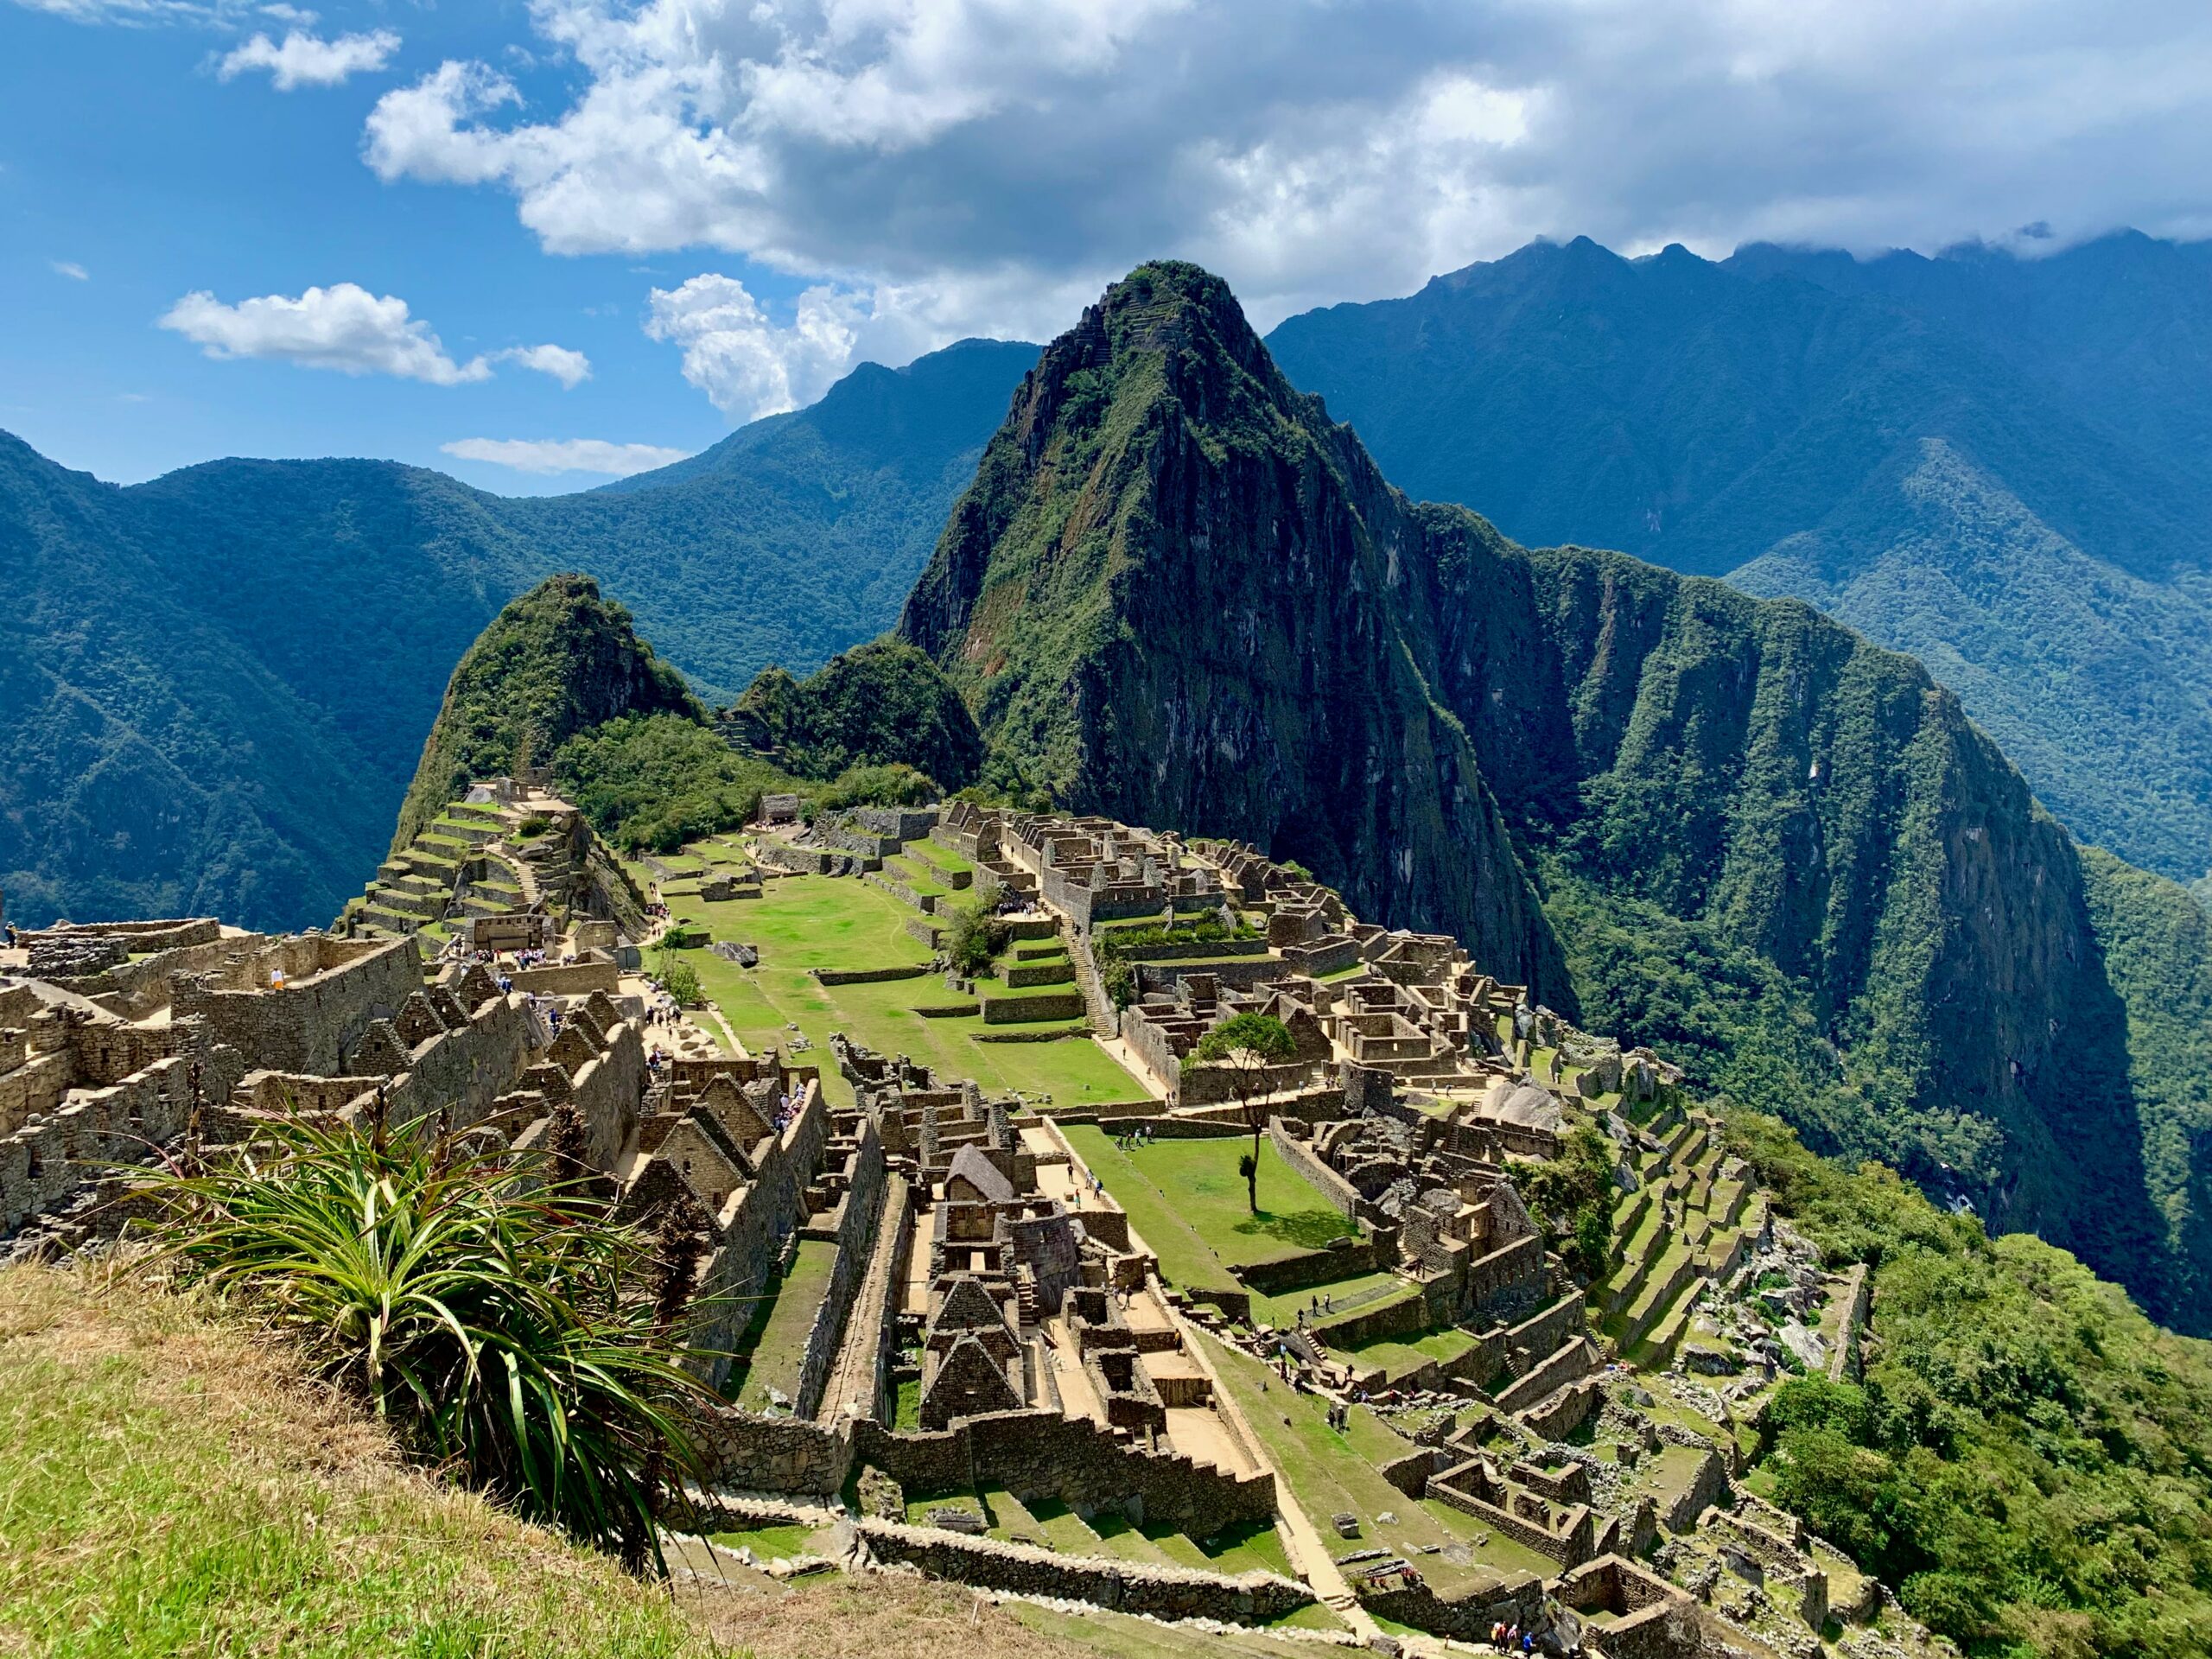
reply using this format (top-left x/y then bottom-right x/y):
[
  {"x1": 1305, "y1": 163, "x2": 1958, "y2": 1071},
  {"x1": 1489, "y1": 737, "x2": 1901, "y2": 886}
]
[{"x1": 0, "y1": 1262, "x2": 706, "y2": 1658}]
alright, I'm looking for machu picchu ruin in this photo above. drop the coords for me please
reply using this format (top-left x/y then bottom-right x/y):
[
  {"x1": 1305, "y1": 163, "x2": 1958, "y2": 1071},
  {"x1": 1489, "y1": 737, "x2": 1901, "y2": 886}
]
[{"x1": 1, "y1": 786, "x2": 1963, "y2": 1659}]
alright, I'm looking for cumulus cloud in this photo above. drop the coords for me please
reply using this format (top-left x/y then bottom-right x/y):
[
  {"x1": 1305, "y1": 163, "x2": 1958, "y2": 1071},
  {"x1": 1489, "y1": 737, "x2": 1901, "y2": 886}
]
[
  {"x1": 157, "y1": 283, "x2": 588, "y2": 387},
  {"x1": 51, "y1": 260, "x2": 90, "y2": 280},
  {"x1": 440, "y1": 437, "x2": 690, "y2": 476},
  {"x1": 218, "y1": 27, "x2": 399, "y2": 88},
  {"x1": 492, "y1": 342, "x2": 592, "y2": 389},
  {"x1": 362, "y1": 0, "x2": 2212, "y2": 408}
]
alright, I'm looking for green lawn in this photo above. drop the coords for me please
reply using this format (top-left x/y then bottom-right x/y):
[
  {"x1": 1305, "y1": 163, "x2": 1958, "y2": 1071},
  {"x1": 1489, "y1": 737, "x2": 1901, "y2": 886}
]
[
  {"x1": 1064, "y1": 1128, "x2": 1397, "y2": 1322},
  {"x1": 1203, "y1": 1335, "x2": 1560, "y2": 1594},
  {"x1": 1331, "y1": 1324, "x2": 1478, "y2": 1381},
  {"x1": 706, "y1": 1520, "x2": 823, "y2": 1560},
  {"x1": 970, "y1": 1485, "x2": 1290, "y2": 1578},
  {"x1": 735, "y1": 1239, "x2": 840, "y2": 1412},
  {"x1": 914, "y1": 835, "x2": 975, "y2": 874},
  {"x1": 659, "y1": 872, "x2": 1145, "y2": 1108}
]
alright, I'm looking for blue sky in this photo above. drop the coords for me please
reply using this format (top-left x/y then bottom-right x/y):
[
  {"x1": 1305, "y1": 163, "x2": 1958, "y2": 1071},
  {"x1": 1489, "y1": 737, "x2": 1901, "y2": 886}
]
[
  {"x1": 3, "y1": 3, "x2": 765, "y2": 494},
  {"x1": 8, "y1": 0, "x2": 2212, "y2": 496}
]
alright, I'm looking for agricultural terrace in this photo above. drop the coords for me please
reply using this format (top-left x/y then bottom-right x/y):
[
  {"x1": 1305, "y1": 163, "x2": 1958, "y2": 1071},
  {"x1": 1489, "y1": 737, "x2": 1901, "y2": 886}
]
[
  {"x1": 1061, "y1": 1128, "x2": 1414, "y2": 1326},
  {"x1": 647, "y1": 845, "x2": 1145, "y2": 1109},
  {"x1": 1203, "y1": 1337, "x2": 1561, "y2": 1595}
]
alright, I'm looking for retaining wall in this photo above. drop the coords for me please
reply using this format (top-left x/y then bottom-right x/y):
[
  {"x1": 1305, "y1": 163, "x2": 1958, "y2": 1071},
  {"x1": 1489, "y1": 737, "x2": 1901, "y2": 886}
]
[
  {"x1": 852, "y1": 1519, "x2": 1312, "y2": 1623},
  {"x1": 1267, "y1": 1119, "x2": 1363, "y2": 1220},
  {"x1": 981, "y1": 992, "x2": 1086, "y2": 1025}
]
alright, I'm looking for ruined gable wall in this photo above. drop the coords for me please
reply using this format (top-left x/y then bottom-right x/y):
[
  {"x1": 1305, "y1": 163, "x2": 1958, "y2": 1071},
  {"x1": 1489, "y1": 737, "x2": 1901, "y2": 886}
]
[
  {"x1": 1, "y1": 1043, "x2": 247, "y2": 1236},
  {"x1": 690, "y1": 1081, "x2": 833, "y2": 1386},
  {"x1": 173, "y1": 937, "x2": 423, "y2": 1075}
]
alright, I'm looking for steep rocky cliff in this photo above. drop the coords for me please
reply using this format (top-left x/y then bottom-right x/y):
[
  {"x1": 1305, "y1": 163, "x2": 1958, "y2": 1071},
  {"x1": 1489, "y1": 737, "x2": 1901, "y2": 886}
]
[{"x1": 899, "y1": 262, "x2": 2209, "y2": 1328}]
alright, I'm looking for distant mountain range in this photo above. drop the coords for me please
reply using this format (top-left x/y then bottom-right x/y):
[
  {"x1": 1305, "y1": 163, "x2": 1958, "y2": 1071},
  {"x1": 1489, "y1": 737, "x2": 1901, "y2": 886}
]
[
  {"x1": 10, "y1": 230, "x2": 2212, "y2": 944},
  {"x1": 0, "y1": 338, "x2": 1034, "y2": 931},
  {"x1": 1266, "y1": 232, "x2": 2212, "y2": 886}
]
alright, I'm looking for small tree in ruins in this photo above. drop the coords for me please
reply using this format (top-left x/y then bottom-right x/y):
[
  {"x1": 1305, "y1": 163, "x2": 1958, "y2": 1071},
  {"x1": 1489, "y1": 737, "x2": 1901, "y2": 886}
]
[{"x1": 1185, "y1": 1012, "x2": 1296, "y2": 1213}]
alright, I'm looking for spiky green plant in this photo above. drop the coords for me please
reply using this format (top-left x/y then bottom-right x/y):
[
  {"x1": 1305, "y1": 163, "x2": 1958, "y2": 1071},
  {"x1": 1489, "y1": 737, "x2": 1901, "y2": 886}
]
[{"x1": 140, "y1": 1112, "x2": 711, "y2": 1568}]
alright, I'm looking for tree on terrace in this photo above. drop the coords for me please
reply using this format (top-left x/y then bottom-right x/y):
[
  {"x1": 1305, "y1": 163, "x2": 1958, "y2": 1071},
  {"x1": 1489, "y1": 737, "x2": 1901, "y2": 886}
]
[{"x1": 1185, "y1": 1012, "x2": 1296, "y2": 1212}]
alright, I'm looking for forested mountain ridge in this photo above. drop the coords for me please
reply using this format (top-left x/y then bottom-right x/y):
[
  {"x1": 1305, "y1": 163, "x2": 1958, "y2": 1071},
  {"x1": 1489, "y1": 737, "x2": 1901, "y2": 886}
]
[
  {"x1": 900, "y1": 259, "x2": 2212, "y2": 1332},
  {"x1": 0, "y1": 338, "x2": 1036, "y2": 932},
  {"x1": 1266, "y1": 232, "x2": 2212, "y2": 886}
]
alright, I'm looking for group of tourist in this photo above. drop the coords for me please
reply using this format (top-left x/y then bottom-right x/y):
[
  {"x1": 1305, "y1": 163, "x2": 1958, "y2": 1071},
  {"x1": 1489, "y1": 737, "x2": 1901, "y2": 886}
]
[
  {"x1": 1488, "y1": 1621, "x2": 1538, "y2": 1654},
  {"x1": 1111, "y1": 1122, "x2": 1158, "y2": 1151}
]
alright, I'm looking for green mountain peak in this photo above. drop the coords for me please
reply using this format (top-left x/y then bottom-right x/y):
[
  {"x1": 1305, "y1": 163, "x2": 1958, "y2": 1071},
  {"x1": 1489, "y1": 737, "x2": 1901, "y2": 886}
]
[{"x1": 391, "y1": 574, "x2": 701, "y2": 853}]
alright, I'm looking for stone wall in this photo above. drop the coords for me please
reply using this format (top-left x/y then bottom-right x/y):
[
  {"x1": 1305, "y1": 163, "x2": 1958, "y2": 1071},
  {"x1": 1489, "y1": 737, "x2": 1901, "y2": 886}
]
[
  {"x1": 1, "y1": 1041, "x2": 247, "y2": 1237},
  {"x1": 1267, "y1": 1120, "x2": 1363, "y2": 1220},
  {"x1": 849, "y1": 1519, "x2": 1313, "y2": 1623},
  {"x1": 1360, "y1": 1575, "x2": 1546, "y2": 1641},
  {"x1": 510, "y1": 962, "x2": 620, "y2": 996},
  {"x1": 698, "y1": 1402, "x2": 1275, "y2": 1539},
  {"x1": 172, "y1": 936, "x2": 423, "y2": 1076},
  {"x1": 812, "y1": 965, "x2": 932, "y2": 987},
  {"x1": 1554, "y1": 1557, "x2": 1702, "y2": 1659},
  {"x1": 854, "y1": 807, "x2": 939, "y2": 842},
  {"x1": 980, "y1": 992, "x2": 1086, "y2": 1025},
  {"x1": 757, "y1": 843, "x2": 836, "y2": 875},
  {"x1": 1662, "y1": 1449, "x2": 1730, "y2": 1532},
  {"x1": 790, "y1": 1121, "x2": 887, "y2": 1419},
  {"x1": 1232, "y1": 1236, "x2": 1379, "y2": 1296},
  {"x1": 1310, "y1": 1282, "x2": 1436, "y2": 1350},
  {"x1": 690, "y1": 1081, "x2": 835, "y2": 1387},
  {"x1": 1827, "y1": 1263, "x2": 1870, "y2": 1382},
  {"x1": 1496, "y1": 1338, "x2": 1599, "y2": 1414},
  {"x1": 1461, "y1": 1233, "x2": 1548, "y2": 1322}
]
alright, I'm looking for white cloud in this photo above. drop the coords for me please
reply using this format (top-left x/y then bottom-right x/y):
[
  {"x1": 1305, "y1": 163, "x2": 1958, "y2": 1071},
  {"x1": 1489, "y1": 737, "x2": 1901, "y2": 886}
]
[
  {"x1": 641, "y1": 266, "x2": 1089, "y2": 420},
  {"x1": 156, "y1": 282, "x2": 587, "y2": 387},
  {"x1": 51, "y1": 260, "x2": 90, "y2": 280},
  {"x1": 360, "y1": 0, "x2": 2212, "y2": 408},
  {"x1": 642, "y1": 274, "x2": 860, "y2": 419},
  {"x1": 493, "y1": 342, "x2": 592, "y2": 388},
  {"x1": 15, "y1": 0, "x2": 224, "y2": 22},
  {"x1": 440, "y1": 437, "x2": 691, "y2": 476},
  {"x1": 218, "y1": 28, "x2": 399, "y2": 88}
]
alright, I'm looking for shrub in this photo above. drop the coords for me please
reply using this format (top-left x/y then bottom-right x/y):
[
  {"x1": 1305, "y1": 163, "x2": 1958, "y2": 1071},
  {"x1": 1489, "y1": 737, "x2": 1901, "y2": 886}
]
[
  {"x1": 815, "y1": 762, "x2": 940, "y2": 811},
  {"x1": 942, "y1": 893, "x2": 1008, "y2": 977},
  {"x1": 141, "y1": 1113, "x2": 710, "y2": 1567},
  {"x1": 653, "y1": 944, "x2": 702, "y2": 1007}
]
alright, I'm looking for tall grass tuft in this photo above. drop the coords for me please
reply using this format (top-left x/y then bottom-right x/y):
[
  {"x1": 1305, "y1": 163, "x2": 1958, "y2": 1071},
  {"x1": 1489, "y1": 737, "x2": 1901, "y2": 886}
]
[{"x1": 141, "y1": 1110, "x2": 711, "y2": 1568}]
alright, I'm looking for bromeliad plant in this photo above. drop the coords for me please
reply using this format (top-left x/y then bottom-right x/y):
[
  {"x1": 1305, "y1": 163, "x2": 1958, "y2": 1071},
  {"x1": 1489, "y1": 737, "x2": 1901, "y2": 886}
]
[{"x1": 142, "y1": 1109, "x2": 711, "y2": 1568}]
